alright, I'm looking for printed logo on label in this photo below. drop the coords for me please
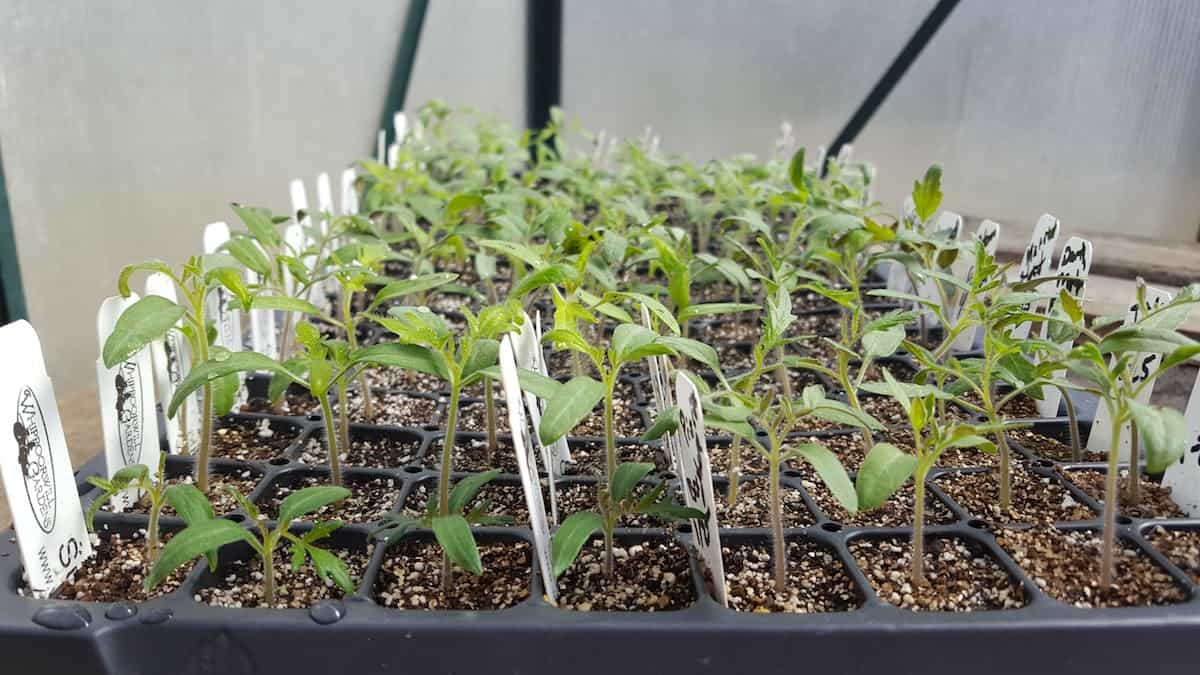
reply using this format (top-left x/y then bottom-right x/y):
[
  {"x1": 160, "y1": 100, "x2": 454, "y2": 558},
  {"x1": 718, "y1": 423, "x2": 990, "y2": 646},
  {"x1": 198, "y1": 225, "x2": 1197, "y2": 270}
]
[
  {"x1": 114, "y1": 361, "x2": 144, "y2": 464},
  {"x1": 164, "y1": 330, "x2": 183, "y2": 387},
  {"x1": 14, "y1": 386, "x2": 57, "y2": 534}
]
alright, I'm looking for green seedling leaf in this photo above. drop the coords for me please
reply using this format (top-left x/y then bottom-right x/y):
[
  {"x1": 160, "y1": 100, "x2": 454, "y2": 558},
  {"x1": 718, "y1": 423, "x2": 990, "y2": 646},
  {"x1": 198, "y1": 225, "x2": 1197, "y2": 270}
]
[
  {"x1": 370, "y1": 513, "x2": 422, "y2": 546},
  {"x1": 539, "y1": 376, "x2": 605, "y2": 445},
  {"x1": 102, "y1": 296, "x2": 186, "y2": 368},
  {"x1": 462, "y1": 338, "x2": 501, "y2": 385},
  {"x1": 1129, "y1": 400, "x2": 1188, "y2": 473},
  {"x1": 611, "y1": 462, "x2": 654, "y2": 502},
  {"x1": 245, "y1": 295, "x2": 323, "y2": 316},
  {"x1": 351, "y1": 343, "x2": 450, "y2": 381},
  {"x1": 448, "y1": 469, "x2": 502, "y2": 515},
  {"x1": 231, "y1": 203, "x2": 282, "y2": 248},
  {"x1": 657, "y1": 336, "x2": 721, "y2": 376},
  {"x1": 164, "y1": 483, "x2": 215, "y2": 526},
  {"x1": 367, "y1": 273, "x2": 460, "y2": 312},
  {"x1": 169, "y1": 351, "x2": 298, "y2": 418},
  {"x1": 678, "y1": 302, "x2": 758, "y2": 321},
  {"x1": 787, "y1": 147, "x2": 806, "y2": 192},
  {"x1": 855, "y1": 442, "x2": 918, "y2": 510},
  {"x1": 432, "y1": 514, "x2": 482, "y2": 575},
  {"x1": 789, "y1": 443, "x2": 857, "y2": 513},
  {"x1": 862, "y1": 326, "x2": 906, "y2": 358},
  {"x1": 642, "y1": 406, "x2": 680, "y2": 441},
  {"x1": 145, "y1": 518, "x2": 254, "y2": 591},
  {"x1": 111, "y1": 463, "x2": 149, "y2": 485},
  {"x1": 306, "y1": 545, "x2": 355, "y2": 593},
  {"x1": 278, "y1": 485, "x2": 351, "y2": 526},
  {"x1": 551, "y1": 511, "x2": 603, "y2": 577},
  {"x1": 912, "y1": 164, "x2": 943, "y2": 222}
]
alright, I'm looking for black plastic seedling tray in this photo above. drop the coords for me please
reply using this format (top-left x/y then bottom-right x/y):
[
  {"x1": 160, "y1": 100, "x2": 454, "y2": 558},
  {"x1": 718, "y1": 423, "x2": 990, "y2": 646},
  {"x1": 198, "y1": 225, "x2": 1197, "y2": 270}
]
[{"x1": 4, "y1": 335, "x2": 1200, "y2": 673}]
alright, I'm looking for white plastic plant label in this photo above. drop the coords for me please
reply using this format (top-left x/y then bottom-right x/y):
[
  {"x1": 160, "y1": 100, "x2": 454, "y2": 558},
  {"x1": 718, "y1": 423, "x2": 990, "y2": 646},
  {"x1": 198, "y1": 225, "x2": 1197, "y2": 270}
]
[
  {"x1": 774, "y1": 121, "x2": 795, "y2": 160},
  {"x1": 511, "y1": 311, "x2": 562, "y2": 523},
  {"x1": 673, "y1": 373, "x2": 727, "y2": 606},
  {"x1": 498, "y1": 335, "x2": 557, "y2": 601},
  {"x1": 0, "y1": 321, "x2": 93, "y2": 596},
  {"x1": 1163, "y1": 370, "x2": 1200, "y2": 516},
  {"x1": 203, "y1": 222, "x2": 246, "y2": 404},
  {"x1": 243, "y1": 237, "x2": 278, "y2": 360},
  {"x1": 1087, "y1": 286, "x2": 1173, "y2": 461},
  {"x1": 340, "y1": 168, "x2": 358, "y2": 216},
  {"x1": 316, "y1": 172, "x2": 334, "y2": 233},
  {"x1": 394, "y1": 111, "x2": 407, "y2": 145},
  {"x1": 376, "y1": 129, "x2": 386, "y2": 165},
  {"x1": 289, "y1": 179, "x2": 311, "y2": 233},
  {"x1": 145, "y1": 273, "x2": 200, "y2": 455},
  {"x1": 915, "y1": 210, "x2": 962, "y2": 328},
  {"x1": 949, "y1": 219, "x2": 1001, "y2": 351},
  {"x1": 96, "y1": 295, "x2": 162, "y2": 510},
  {"x1": 835, "y1": 143, "x2": 854, "y2": 166},
  {"x1": 1010, "y1": 214, "x2": 1061, "y2": 340},
  {"x1": 386, "y1": 143, "x2": 399, "y2": 171},
  {"x1": 813, "y1": 145, "x2": 827, "y2": 175},
  {"x1": 1033, "y1": 237, "x2": 1093, "y2": 417}
]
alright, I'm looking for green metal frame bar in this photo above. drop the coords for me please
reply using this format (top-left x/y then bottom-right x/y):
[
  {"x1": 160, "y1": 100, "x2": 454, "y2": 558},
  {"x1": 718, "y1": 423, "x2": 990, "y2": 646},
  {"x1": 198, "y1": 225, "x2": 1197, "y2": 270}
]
[
  {"x1": 525, "y1": 0, "x2": 562, "y2": 132},
  {"x1": 377, "y1": 0, "x2": 429, "y2": 151},
  {"x1": 0, "y1": 139, "x2": 26, "y2": 324}
]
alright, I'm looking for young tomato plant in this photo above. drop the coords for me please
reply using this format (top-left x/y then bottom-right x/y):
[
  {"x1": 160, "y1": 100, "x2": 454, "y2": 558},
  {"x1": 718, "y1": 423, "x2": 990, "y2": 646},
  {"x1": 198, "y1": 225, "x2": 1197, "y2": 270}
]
[
  {"x1": 1060, "y1": 283, "x2": 1199, "y2": 586},
  {"x1": 859, "y1": 369, "x2": 998, "y2": 585},
  {"x1": 371, "y1": 468, "x2": 515, "y2": 591},
  {"x1": 103, "y1": 255, "x2": 250, "y2": 492},
  {"x1": 538, "y1": 320, "x2": 717, "y2": 577},
  {"x1": 145, "y1": 485, "x2": 354, "y2": 606},
  {"x1": 368, "y1": 301, "x2": 523, "y2": 591}
]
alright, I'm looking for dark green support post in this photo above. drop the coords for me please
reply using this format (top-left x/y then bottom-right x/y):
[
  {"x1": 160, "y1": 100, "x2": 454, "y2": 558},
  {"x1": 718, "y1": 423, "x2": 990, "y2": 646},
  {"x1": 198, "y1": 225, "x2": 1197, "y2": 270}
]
[
  {"x1": 0, "y1": 140, "x2": 26, "y2": 324},
  {"x1": 525, "y1": 0, "x2": 562, "y2": 132},
  {"x1": 377, "y1": 0, "x2": 429, "y2": 151}
]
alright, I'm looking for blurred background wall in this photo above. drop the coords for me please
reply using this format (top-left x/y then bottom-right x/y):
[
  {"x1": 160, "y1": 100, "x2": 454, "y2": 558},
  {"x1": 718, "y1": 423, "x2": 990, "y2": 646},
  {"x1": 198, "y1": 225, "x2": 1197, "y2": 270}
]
[{"x1": 2, "y1": 0, "x2": 1200, "y2": 394}]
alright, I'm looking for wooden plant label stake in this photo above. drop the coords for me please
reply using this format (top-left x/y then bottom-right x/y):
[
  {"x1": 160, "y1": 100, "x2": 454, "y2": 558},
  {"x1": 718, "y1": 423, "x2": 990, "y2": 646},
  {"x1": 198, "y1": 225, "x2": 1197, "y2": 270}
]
[
  {"x1": 1087, "y1": 286, "x2": 1173, "y2": 461},
  {"x1": 950, "y1": 219, "x2": 1001, "y2": 351},
  {"x1": 340, "y1": 168, "x2": 358, "y2": 216},
  {"x1": 674, "y1": 373, "x2": 727, "y2": 606},
  {"x1": 512, "y1": 312, "x2": 562, "y2": 523},
  {"x1": 498, "y1": 335, "x2": 557, "y2": 601},
  {"x1": 203, "y1": 222, "x2": 246, "y2": 406},
  {"x1": 1163, "y1": 370, "x2": 1200, "y2": 516},
  {"x1": 1033, "y1": 237, "x2": 1092, "y2": 417},
  {"x1": 95, "y1": 295, "x2": 161, "y2": 509},
  {"x1": 0, "y1": 321, "x2": 93, "y2": 596},
  {"x1": 145, "y1": 273, "x2": 199, "y2": 455},
  {"x1": 1010, "y1": 214, "x2": 1060, "y2": 340}
]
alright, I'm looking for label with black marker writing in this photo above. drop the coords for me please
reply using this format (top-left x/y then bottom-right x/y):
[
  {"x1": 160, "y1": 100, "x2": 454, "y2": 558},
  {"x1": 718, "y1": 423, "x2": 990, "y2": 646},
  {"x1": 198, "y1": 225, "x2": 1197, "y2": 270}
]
[
  {"x1": 1163, "y1": 370, "x2": 1200, "y2": 516},
  {"x1": 1010, "y1": 214, "x2": 1060, "y2": 340},
  {"x1": 1034, "y1": 237, "x2": 1092, "y2": 417}
]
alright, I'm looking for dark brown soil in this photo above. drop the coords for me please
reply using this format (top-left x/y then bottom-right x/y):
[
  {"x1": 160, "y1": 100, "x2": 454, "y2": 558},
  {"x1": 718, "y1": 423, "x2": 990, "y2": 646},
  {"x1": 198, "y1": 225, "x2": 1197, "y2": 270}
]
[
  {"x1": 996, "y1": 527, "x2": 1189, "y2": 608},
  {"x1": 850, "y1": 536, "x2": 1026, "y2": 611},
  {"x1": 805, "y1": 474, "x2": 954, "y2": 528},
  {"x1": 256, "y1": 474, "x2": 401, "y2": 523},
  {"x1": 345, "y1": 391, "x2": 439, "y2": 427},
  {"x1": 1008, "y1": 428, "x2": 1103, "y2": 462},
  {"x1": 570, "y1": 398, "x2": 645, "y2": 438},
  {"x1": 562, "y1": 441, "x2": 665, "y2": 476},
  {"x1": 364, "y1": 367, "x2": 451, "y2": 396},
  {"x1": 861, "y1": 396, "x2": 968, "y2": 426},
  {"x1": 1060, "y1": 469, "x2": 1186, "y2": 519},
  {"x1": 1146, "y1": 527, "x2": 1200, "y2": 584},
  {"x1": 709, "y1": 440, "x2": 770, "y2": 475},
  {"x1": 373, "y1": 539, "x2": 531, "y2": 610},
  {"x1": 936, "y1": 465, "x2": 1095, "y2": 525},
  {"x1": 109, "y1": 469, "x2": 261, "y2": 518},
  {"x1": 556, "y1": 481, "x2": 659, "y2": 528},
  {"x1": 424, "y1": 435, "x2": 522, "y2": 473},
  {"x1": 723, "y1": 540, "x2": 861, "y2": 612},
  {"x1": 403, "y1": 480, "x2": 530, "y2": 524},
  {"x1": 455, "y1": 399, "x2": 511, "y2": 435},
  {"x1": 197, "y1": 547, "x2": 370, "y2": 609},
  {"x1": 959, "y1": 391, "x2": 1041, "y2": 419},
  {"x1": 211, "y1": 419, "x2": 300, "y2": 462},
  {"x1": 715, "y1": 478, "x2": 813, "y2": 528},
  {"x1": 239, "y1": 391, "x2": 318, "y2": 416},
  {"x1": 300, "y1": 433, "x2": 423, "y2": 469},
  {"x1": 554, "y1": 539, "x2": 696, "y2": 611},
  {"x1": 52, "y1": 531, "x2": 187, "y2": 602}
]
